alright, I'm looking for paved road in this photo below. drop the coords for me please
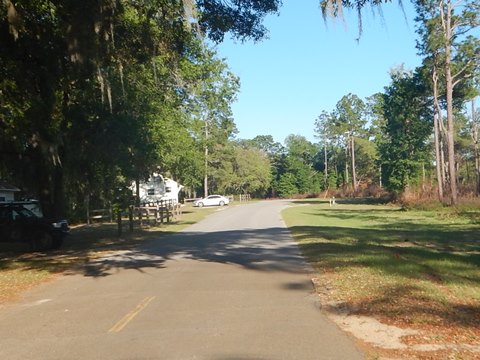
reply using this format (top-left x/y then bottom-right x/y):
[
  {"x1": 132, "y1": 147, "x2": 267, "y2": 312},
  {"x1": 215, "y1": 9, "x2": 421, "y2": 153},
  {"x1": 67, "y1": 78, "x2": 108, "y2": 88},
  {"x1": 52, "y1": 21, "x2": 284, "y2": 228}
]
[{"x1": 0, "y1": 200, "x2": 363, "y2": 360}]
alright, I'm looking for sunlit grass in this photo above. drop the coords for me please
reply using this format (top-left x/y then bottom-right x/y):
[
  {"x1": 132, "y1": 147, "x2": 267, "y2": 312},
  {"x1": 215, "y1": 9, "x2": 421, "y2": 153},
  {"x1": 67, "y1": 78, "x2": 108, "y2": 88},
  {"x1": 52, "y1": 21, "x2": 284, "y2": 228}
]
[{"x1": 283, "y1": 199, "x2": 480, "y2": 333}]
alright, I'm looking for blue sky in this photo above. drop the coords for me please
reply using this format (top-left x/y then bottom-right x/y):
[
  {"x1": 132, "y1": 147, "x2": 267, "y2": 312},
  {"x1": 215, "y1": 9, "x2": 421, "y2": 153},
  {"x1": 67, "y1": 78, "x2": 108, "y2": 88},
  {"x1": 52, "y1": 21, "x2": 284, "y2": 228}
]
[{"x1": 215, "y1": 0, "x2": 423, "y2": 144}]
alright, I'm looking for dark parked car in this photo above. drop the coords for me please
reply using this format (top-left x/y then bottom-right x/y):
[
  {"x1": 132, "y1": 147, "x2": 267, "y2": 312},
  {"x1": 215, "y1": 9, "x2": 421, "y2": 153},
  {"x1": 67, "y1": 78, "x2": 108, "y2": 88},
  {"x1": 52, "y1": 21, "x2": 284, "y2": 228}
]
[{"x1": 0, "y1": 203, "x2": 69, "y2": 251}]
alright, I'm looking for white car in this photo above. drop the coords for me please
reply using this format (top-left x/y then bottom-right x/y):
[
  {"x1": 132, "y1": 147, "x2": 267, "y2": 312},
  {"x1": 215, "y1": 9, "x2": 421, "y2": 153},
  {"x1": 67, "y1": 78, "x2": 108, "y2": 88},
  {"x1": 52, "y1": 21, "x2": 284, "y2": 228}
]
[{"x1": 194, "y1": 195, "x2": 230, "y2": 207}]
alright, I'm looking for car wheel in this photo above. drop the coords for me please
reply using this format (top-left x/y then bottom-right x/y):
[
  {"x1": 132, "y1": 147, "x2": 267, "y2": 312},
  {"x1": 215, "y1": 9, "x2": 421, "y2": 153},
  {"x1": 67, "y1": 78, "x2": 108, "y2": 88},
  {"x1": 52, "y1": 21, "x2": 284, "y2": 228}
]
[
  {"x1": 51, "y1": 236, "x2": 64, "y2": 250},
  {"x1": 219, "y1": 201, "x2": 225, "y2": 206},
  {"x1": 30, "y1": 231, "x2": 54, "y2": 251},
  {"x1": 198, "y1": 202, "x2": 204, "y2": 208}
]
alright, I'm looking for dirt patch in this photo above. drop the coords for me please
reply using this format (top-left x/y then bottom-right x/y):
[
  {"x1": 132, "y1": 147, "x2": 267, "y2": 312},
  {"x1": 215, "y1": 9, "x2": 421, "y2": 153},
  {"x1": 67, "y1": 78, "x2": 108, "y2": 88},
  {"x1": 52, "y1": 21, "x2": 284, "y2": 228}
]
[
  {"x1": 312, "y1": 277, "x2": 480, "y2": 359},
  {"x1": 327, "y1": 306, "x2": 419, "y2": 350}
]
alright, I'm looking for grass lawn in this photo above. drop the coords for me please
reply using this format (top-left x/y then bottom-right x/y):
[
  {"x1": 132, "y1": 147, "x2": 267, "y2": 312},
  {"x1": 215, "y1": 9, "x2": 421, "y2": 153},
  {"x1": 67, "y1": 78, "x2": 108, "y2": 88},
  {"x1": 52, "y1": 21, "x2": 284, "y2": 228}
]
[
  {"x1": 0, "y1": 204, "x2": 218, "y2": 304},
  {"x1": 283, "y1": 199, "x2": 480, "y2": 359}
]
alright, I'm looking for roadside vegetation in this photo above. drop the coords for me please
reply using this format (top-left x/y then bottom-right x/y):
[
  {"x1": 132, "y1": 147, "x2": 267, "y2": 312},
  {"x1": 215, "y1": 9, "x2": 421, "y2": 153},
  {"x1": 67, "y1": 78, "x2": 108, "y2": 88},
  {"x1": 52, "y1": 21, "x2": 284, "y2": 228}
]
[
  {"x1": 0, "y1": 205, "x2": 216, "y2": 304},
  {"x1": 283, "y1": 198, "x2": 480, "y2": 359},
  {"x1": 1, "y1": 1, "x2": 478, "y2": 223},
  {"x1": 0, "y1": 1, "x2": 479, "y2": 354}
]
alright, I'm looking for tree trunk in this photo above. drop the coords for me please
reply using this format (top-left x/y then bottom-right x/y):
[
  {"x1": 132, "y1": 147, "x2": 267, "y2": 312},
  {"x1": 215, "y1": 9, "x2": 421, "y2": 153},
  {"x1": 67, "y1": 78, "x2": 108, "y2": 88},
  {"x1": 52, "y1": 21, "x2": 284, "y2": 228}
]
[
  {"x1": 351, "y1": 134, "x2": 357, "y2": 193},
  {"x1": 344, "y1": 137, "x2": 349, "y2": 187},
  {"x1": 379, "y1": 165, "x2": 382, "y2": 188},
  {"x1": 433, "y1": 112, "x2": 444, "y2": 201},
  {"x1": 135, "y1": 178, "x2": 140, "y2": 206},
  {"x1": 432, "y1": 67, "x2": 444, "y2": 202},
  {"x1": 204, "y1": 119, "x2": 209, "y2": 198},
  {"x1": 324, "y1": 136, "x2": 328, "y2": 188},
  {"x1": 52, "y1": 163, "x2": 65, "y2": 218},
  {"x1": 422, "y1": 163, "x2": 426, "y2": 193},
  {"x1": 472, "y1": 98, "x2": 480, "y2": 196},
  {"x1": 85, "y1": 193, "x2": 90, "y2": 225},
  {"x1": 443, "y1": 0, "x2": 458, "y2": 205}
]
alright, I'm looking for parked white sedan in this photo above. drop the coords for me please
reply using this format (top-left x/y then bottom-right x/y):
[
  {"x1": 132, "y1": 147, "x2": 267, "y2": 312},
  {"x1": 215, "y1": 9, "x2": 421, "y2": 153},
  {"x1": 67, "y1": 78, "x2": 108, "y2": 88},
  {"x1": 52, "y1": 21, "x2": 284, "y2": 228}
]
[{"x1": 194, "y1": 195, "x2": 230, "y2": 207}]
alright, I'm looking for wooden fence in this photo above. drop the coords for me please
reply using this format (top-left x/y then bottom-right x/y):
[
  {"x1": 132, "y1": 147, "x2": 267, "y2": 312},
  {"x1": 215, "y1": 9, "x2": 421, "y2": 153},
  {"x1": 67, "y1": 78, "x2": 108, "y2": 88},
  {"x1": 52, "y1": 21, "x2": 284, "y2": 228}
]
[
  {"x1": 87, "y1": 208, "x2": 113, "y2": 224},
  {"x1": 239, "y1": 194, "x2": 251, "y2": 202},
  {"x1": 90, "y1": 200, "x2": 181, "y2": 237},
  {"x1": 132, "y1": 199, "x2": 181, "y2": 226}
]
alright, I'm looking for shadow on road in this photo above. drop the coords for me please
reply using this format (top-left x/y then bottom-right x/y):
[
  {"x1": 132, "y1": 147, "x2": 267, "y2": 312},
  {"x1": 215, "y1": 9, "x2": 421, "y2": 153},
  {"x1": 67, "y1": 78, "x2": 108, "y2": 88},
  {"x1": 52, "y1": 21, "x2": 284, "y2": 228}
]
[{"x1": 72, "y1": 227, "x2": 307, "y2": 277}]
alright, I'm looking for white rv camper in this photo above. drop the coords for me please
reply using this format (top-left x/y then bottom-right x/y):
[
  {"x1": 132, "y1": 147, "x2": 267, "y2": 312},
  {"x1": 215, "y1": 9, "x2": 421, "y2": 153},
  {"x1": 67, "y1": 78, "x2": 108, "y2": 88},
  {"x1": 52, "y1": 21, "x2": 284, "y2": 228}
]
[{"x1": 132, "y1": 174, "x2": 183, "y2": 204}]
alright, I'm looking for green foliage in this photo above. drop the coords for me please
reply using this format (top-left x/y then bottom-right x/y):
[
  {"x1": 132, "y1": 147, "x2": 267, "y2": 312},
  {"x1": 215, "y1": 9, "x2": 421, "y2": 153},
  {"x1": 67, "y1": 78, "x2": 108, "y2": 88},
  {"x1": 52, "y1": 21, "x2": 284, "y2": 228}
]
[
  {"x1": 196, "y1": 0, "x2": 281, "y2": 42},
  {"x1": 246, "y1": 135, "x2": 285, "y2": 196},
  {"x1": 277, "y1": 173, "x2": 299, "y2": 198},
  {"x1": 276, "y1": 135, "x2": 321, "y2": 196},
  {"x1": 334, "y1": 93, "x2": 366, "y2": 136},
  {"x1": 320, "y1": 0, "x2": 395, "y2": 39},
  {"x1": 379, "y1": 68, "x2": 433, "y2": 193},
  {"x1": 326, "y1": 172, "x2": 338, "y2": 189},
  {"x1": 414, "y1": 0, "x2": 480, "y2": 204},
  {"x1": 0, "y1": 0, "x2": 278, "y2": 218},
  {"x1": 354, "y1": 136, "x2": 378, "y2": 182},
  {"x1": 315, "y1": 94, "x2": 373, "y2": 191},
  {"x1": 214, "y1": 143, "x2": 272, "y2": 196},
  {"x1": 249, "y1": 135, "x2": 284, "y2": 157},
  {"x1": 314, "y1": 0, "x2": 479, "y2": 201}
]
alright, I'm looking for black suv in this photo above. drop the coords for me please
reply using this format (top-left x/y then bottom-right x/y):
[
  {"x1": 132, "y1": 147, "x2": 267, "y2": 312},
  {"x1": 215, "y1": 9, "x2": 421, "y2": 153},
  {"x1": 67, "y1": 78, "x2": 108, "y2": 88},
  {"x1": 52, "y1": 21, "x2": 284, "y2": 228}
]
[{"x1": 0, "y1": 203, "x2": 69, "y2": 251}]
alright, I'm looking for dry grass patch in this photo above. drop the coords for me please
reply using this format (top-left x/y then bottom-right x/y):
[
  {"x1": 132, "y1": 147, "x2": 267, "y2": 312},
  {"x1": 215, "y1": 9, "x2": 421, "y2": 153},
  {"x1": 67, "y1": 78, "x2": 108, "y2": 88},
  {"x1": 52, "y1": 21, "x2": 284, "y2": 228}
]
[{"x1": 283, "y1": 199, "x2": 480, "y2": 360}]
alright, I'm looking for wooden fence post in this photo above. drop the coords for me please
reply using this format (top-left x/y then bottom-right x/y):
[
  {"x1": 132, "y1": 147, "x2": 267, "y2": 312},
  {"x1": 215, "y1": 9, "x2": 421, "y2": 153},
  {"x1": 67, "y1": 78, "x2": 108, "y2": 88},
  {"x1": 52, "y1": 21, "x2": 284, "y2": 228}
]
[
  {"x1": 117, "y1": 210, "x2": 122, "y2": 237},
  {"x1": 129, "y1": 206, "x2": 133, "y2": 233},
  {"x1": 166, "y1": 200, "x2": 170, "y2": 223},
  {"x1": 160, "y1": 201, "x2": 164, "y2": 224}
]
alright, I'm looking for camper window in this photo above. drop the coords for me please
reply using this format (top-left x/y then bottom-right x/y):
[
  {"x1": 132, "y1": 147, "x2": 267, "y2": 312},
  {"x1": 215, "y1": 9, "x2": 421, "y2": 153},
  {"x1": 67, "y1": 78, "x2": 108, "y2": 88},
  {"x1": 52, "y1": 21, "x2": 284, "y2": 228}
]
[
  {"x1": 147, "y1": 188, "x2": 155, "y2": 195},
  {"x1": 166, "y1": 187, "x2": 171, "y2": 193}
]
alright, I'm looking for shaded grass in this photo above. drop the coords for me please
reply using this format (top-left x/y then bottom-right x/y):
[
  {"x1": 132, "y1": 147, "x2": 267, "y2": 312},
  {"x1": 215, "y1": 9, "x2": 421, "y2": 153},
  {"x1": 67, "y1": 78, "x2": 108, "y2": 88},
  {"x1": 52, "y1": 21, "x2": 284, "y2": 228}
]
[
  {"x1": 0, "y1": 204, "x2": 217, "y2": 303},
  {"x1": 283, "y1": 201, "x2": 480, "y2": 348}
]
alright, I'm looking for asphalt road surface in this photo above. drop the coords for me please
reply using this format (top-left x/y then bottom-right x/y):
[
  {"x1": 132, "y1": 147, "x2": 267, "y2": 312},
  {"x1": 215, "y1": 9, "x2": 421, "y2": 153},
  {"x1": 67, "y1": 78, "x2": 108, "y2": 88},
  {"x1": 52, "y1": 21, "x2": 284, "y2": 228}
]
[{"x1": 0, "y1": 200, "x2": 364, "y2": 360}]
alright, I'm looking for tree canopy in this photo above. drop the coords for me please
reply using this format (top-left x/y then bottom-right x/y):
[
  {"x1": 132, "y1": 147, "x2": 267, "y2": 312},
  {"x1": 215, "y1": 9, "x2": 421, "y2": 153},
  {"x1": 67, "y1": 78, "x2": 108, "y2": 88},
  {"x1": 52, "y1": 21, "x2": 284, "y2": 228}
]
[
  {"x1": 1, "y1": 0, "x2": 478, "y2": 216},
  {"x1": 0, "y1": 0, "x2": 281, "y2": 217}
]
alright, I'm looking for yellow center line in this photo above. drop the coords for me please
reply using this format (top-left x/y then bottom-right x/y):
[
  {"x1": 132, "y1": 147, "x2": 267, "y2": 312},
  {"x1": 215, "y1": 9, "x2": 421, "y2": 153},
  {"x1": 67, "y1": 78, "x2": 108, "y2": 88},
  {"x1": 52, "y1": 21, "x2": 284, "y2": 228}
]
[{"x1": 108, "y1": 296, "x2": 156, "y2": 333}]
